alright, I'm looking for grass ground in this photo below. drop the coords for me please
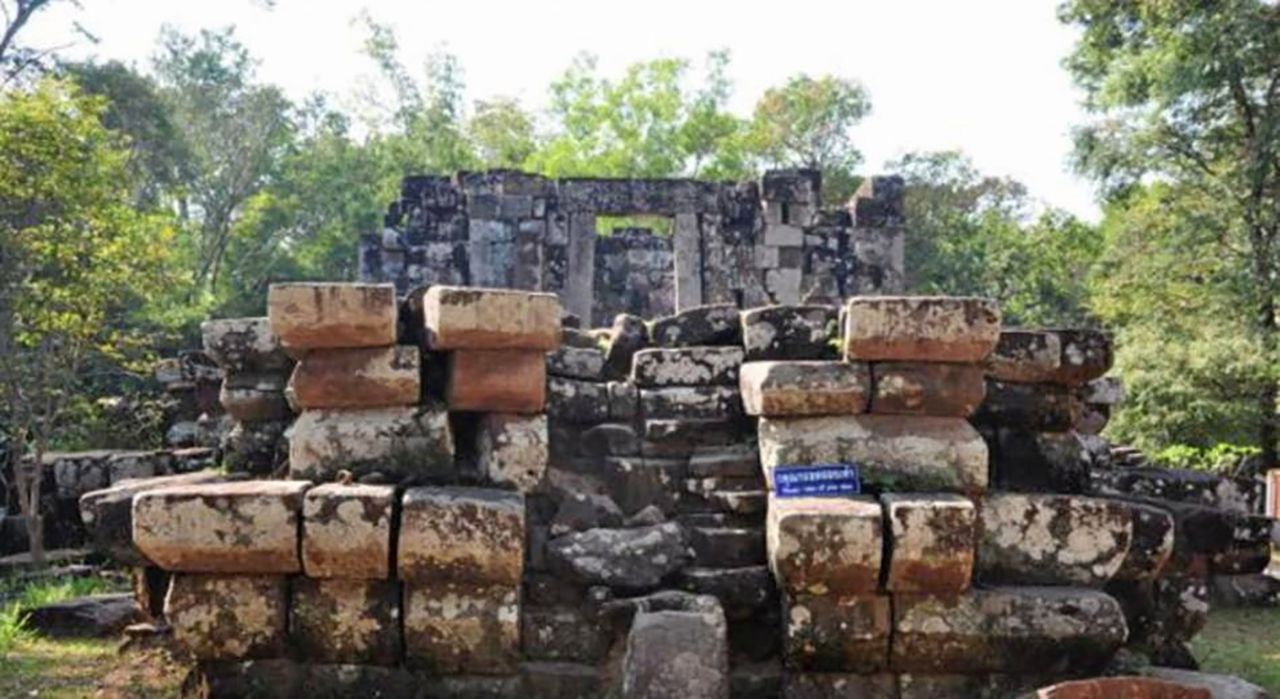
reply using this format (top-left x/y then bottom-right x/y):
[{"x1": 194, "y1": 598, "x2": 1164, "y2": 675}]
[{"x1": 1189, "y1": 605, "x2": 1280, "y2": 694}]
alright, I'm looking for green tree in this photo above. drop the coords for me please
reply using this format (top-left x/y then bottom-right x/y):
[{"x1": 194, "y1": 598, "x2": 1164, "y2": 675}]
[
  {"x1": 1061, "y1": 0, "x2": 1280, "y2": 462},
  {"x1": 0, "y1": 80, "x2": 178, "y2": 563},
  {"x1": 1, "y1": 0, "x2": 88, "y2": 84},
  {"x1": 468, "y1": 97, "x2": 538, "y2": 169}
]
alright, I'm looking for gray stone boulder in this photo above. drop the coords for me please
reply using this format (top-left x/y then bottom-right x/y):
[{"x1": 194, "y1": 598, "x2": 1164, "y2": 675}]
[
  {"x1": 650, "y1": 304, "x2": 741, "y2": 348},
  {"x1": 24, "y1": 593, "x2": 141, "y2": 638},
  {"x1": 740, "y1": 305, "x2": 838, "y2": 361},
  {"x1": 604, "y1": 314, "x2": 649, "y2": 380},
  {"x1": 546, "y1": 522, "x2": 692, "y2": 589},
  {"x1": 622, "y1": 607, "x2": 730, "y2": 699}
]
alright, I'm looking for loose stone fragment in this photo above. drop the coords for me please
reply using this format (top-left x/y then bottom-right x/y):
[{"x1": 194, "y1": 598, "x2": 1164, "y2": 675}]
[
  {"x1": 287, "y1": 406, "x2": 453, "y2": 481},
  {"x1": 640, "y1": 385, "x2": 742, "y2": 420},
  {"x1": 843, "y1": 296, "x2": 1000, "y2": 363},
  {"x1": 882, "y1": 493, "x2": 975, "y2": 593},
  {"x1": 890, "y1": 587, "x2": 1127, "y2": 673},
  {"x1": 423, "y1": 286, "x2": 560, "y2": 351},
  {"x1": 447, "y1": 349, "x2": 547, "y2": 413},
  {"x1": 632, "y1": 346, "x2": 744, "y2": 387},
  {"x1": 547, "y1": 346, "x2": 606, "y2": 380},
  {"x1": 290, "y1": 577, "x2": 401, "y2": 665},
  {"x1": 201, "y1": 317, "x2": 292, "y2": 373},
  {"x1": 403, "y1": 580, "x2": 520, "y2": 675},
  {"x1": 133, "y1": 480, "x2": 309, "y2": 574},
  {"x1": 165, "y1": 574, "x2": 287, "y2": 660},
  {"x1": 976, "y1": 494, "x2": 1132, "y2": 587},
  {"x1": 622, "y1": 608, "x2": 730, "y2": 699},
  {"x1": 740, "y1": 305, "x2": 839, "y2": 361},
  {"x1": 758, "y1": 415, "x2": 988, "y2": 494},
  {"x1": 739, "y1": 361, "x2": 870, "y2": 417},
  {"x1": 80, "y1": 470, "x2": 233, "y2": 567},
  {"x1": 972, "y1": 380, "x2": 1085, "y2": 432},
  {"x1": 546, "y1": 377, "x2": 609, "y2": 423},
  {"x1": 783, "y1": 594, "x2": 891, "y2": 672},
  {"x1": 985, "y1": 330, "x2": 1061, "y2": 383},
  {"x1": 477, "y1": 413, "x2": 549, "y2": 492},
  {"x1": 1049, "y1": 329, "x2": 1114, "y2": 385},
  {"x1": 286, "y1": 346, "x2": 420, "y2": 409},
  {"x1": 302, "y1": 483, "x2": 394, "y2": 579},
  {"x1": 545, "y1": 522, "x2": 692, "y2": 589},
  {"x1": 650, "y1": 304, "x2": 742, "y2": 347},
  {"x1": 869, "y1": 362, "x2": 985, "y2": 417},
  {"x1": 767, "y1": 495, "x2": 882, "y2": 595},
  {"x1": 398, "y1": 487, "x2": 525, "y2": 585},
  {"x1": 267, "y1": 283, "x2": 397, "y2": 350}
]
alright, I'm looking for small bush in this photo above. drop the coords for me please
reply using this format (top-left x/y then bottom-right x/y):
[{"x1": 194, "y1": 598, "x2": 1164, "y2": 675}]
[{"x1": 1152, "y1": 443, "x2": 1261, "y2": 473}]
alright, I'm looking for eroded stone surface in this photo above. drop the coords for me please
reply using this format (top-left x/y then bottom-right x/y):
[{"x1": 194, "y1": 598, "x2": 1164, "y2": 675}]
[
  {"x1": 1113, "y1": 501, "x2": 1176, "y2": 581},
  {"x1": 869, "y1": 362, "x2": 986, "y2": 417},
  {"x1": 976, "y1": 494, "x2": 1132, "y2": 587},
  {"x1": 477, "y1": 413, "x2": 549, "y2": 492},
  {"x1": 423, "y1": 286, "x2": 561, "y2": 350},
  {"x1": 398, "y1": 487, "x2": 525, "y2": 585},
  {"x1": 1050, "y1": 329, "x2": 1114, "y2": 385},
  {"x1": 268, "y1": 283, "x2": 397, "y2": 350},
  {"x1": 80, "y1": 470, "x2": 234, "y2": 567},
  {"x1": 286, "y1": 346, "x2": 420, "y2": 409},
  {"x1": 133, "y1": 480, "x2": 309, "y2": 574},
  {"x1": 767, "y1": 495, "x2": 882, "y2": 595},
  {"x1": 843, "y1": 296, "x2": 1000, "y2": 363},
  {"x1": 287, "y1": 407, "x2": 453, "y2": 481},
  {"x1": 201, "y1": 317, "x2": 292, "y2": 373},
  {"x1": 546, "y1": 522, "x2": 691, "y2": 589},
  {"x1": 291, "y1": 577, "x2": 401, "y2": 664},
  {"x1": 758, "y1": 415, "x2": 988, "y2": 494},
  {"x1": 403, "y1": 580, "x2": 520, "y2": 675},
  {"x1": 447, "y1": 349, "x2": 547, "y2": 413},
  {"x1": 220, "y1": 373, "x2": 291, "y2": 422},
  {"x1": 165, "y1": 574, "x2": 287, "y2": 660},
  {"x1": 302, "y1": 483, "x2": 394, "y2": 579},
  {"x1": 632, "y1": 346, "x2": 744, "y2": 387},
  {"x1": 986, "y1": 330, "x2": 1061, "y2": 384},
  {"x1": 547, "y1": 377, "x2": 609, "y2": 423},
  {"x1": 650, "y1": 304, "x2": 741, "y2": 347},
  {"x1": 883, "y1": 493, "x2": 975, "y2": 593},
  {"x1": 640, "y1": 385, "x2": 742, "y2": 420},
  {"x1": 547, "y1": 346, "x2": 606, "y2": 380},
  {"x1": 739, "y1": 361, "x2": 869, "y2": 417},
  {"x1": 783, "y1": 594, "x2": 890, "y2": 672},
  {"x1": 972, "y1": 380, "x2": 1086, "y2": 432},
  {"x1": 740, "y1": 305, "x2": 839, "y2": 361},
  {"x1": 622, "y1": 607, "x2": 730, "y2": 699}
]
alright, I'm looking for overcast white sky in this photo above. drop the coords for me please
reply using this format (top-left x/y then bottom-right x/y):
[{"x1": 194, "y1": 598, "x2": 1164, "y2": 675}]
[{"x1": 24, "y1": 0, "x2": 1099, "y2": 218}]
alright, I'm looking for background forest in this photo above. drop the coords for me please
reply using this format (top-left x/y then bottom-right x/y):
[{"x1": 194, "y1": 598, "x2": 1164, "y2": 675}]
[{"x1": 3, "y1": 0, "x2": 1279, "y2": 475}]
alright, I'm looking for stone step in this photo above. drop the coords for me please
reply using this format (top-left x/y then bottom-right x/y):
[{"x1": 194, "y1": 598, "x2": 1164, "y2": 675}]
[{"x1": 631, "y1": 346, "x2": 744, "y2": 387}]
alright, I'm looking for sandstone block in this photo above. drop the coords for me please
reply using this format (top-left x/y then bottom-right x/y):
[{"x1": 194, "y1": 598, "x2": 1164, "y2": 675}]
[
  {"x1": 890, "y1": 587, "x2": 1127, "y2": 673},
  {"x1": 632, "y1": 346, "x2": 744, "y2": 387},
  {"x1": 783, "y1": 594, "x2": 890, "y2": 672},
  {"x1": 267, "y1": 283, "x2": 397, "y2": 350},
  {"x1": 607, "y1": 381, "x2": 640, "y2": 421},
  {"x1": 547, "y1": 346, "x2": 605, "y2": 380},
  {"x1": 547, "y1": 377, "x2": 609, "y2": 423},
  {"x1": 843, "y1": 296, "x2": 1000, "y2": 363},
  {"x1": 286, "y1": 346, "x2": 419, "y2": 410},
  {"x1": 972, "y1": 380, "x2": 1085, "y2": 431},
  {"x1": 869, "y1": 362, "x2": 985, "y2": 417},
  {"x1": 1049, "y1": 329, "x2": 1113, "y2": 385},
  {"x1": 220, "y1": 373, "x2": 291, "y2": 422},
  {"x1": 679, "y1": 566, "x2": 775, "y2": 618},
  {"x1": 546, "y1": 522, "x2": 691, "y2": 589},
  {"x1": 404, "y1": 580, "x2": 520, "y2": 675},
  {"x1": 640, "y1": 385, "x2": 742, "y2": 420},
  {"x1": 740, "y1": 361, "x2": 870, "y2": 417},
  {"x1": 650, "y1": 304, "x2": 741, "y2": 347},
  {"x1": 447, "y1": 349, "x2": 547, "y2": 413},
  {"x1": 1113, "y1": 501, "x2": 1175, "y2": 581},
  {"x1": 623, "y1": 608, "x2": 730, "y2": 699},
  {"x1": 882, "y1": 493, "x2": 975, "y2": 593},
  {"x1": 767, "y1": 495, "x2": 882, "y2": 595},
  {"x1": 287, "y1": 407, "x2": 453, "y2": 481},
  {"x1": 201, "y1": 317, "x2": 292, "y2": 373},
  {"x1": 302, "y1": 483, "x2": 394, "y2": 579},
  {"x1": 133, "y1": 480, "x2": 309, "y2": 574},
  {"x1": 758, "y1": 415, "x2": 988, "y2": 494},
  {"x1": 976, "y1": 494, "x2": 1132, "y2": 587},
  {"x1": 398, "y1": 487, "x2": 525, "y2": 585},
  {"x1": 740, "y1": 305, "x2": 839, "y2": 361},
  {"x1": 986, "y1": 330, "x2": 1061, "y2": 383},
  {"x1": 80, "y1": 470, "x2": 233, "y2": 567},
  {"x1": 423, "y1": 286, "x2": 560, "y2": 351},
  {"x1": 477, "y1": 413, "x2": 548, "y2": 492},
  {"x1": 165, "y1": 574, "x2": 287, "y2": 660},
  {"x1": 290, "y1": 577, "x2": 401, "y2": 665}
]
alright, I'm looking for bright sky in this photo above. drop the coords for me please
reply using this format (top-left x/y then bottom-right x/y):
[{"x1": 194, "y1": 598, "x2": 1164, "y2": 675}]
[{"x1": 25, "y1": 0, "x2": 1100, "y2": 219}]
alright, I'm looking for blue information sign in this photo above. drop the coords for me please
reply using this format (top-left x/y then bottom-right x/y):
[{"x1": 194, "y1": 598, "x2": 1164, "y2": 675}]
[{"x1": 775, "y1": 464, "x2": 861, "y2": 498}]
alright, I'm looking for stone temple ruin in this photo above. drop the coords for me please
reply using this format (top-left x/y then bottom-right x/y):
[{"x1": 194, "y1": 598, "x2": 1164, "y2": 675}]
[{"x1": 48, "y1": 170, "x2": 1278, "y2": 698}]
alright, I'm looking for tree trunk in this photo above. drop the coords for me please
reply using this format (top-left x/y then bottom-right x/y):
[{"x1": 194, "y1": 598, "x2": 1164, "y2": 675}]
[{"x1": 27, "y1": 513, "x2": 44, "y2": 566}]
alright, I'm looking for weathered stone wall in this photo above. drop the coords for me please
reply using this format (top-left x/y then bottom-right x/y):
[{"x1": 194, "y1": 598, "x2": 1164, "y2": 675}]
[{"x1": 362, "y1": 170, "x2": 905, "y2": 326}]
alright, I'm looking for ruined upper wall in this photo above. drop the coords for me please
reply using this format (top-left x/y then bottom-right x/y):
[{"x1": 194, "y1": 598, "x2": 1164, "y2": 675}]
[{"x1": 360, "y1": 169, "x2": 905, "y2": 326}]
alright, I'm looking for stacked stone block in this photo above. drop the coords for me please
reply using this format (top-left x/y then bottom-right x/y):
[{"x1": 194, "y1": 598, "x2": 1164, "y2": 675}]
[
  {"x1": 201, "y1": 317, "x2": 295, "y2": 474},
  {"x1": 154, "y1": 351, "x2": 224, "y2": 447}
]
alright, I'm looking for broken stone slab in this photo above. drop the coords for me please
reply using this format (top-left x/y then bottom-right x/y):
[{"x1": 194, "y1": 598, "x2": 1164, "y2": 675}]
[
  {"x1": 403, "y1": 580, "x2": 520, "y2": 675},
  {"x1": 1112, "y1": 500, "x2": 1175, "y2": 581},
  {"x1": 622, "y1": 607, "x2": 730, "y2": 699},
  {"x1": 422, "y1": 286, "x2": 560, "y2": 351},
  {"x1": 290, "y1": 577, "x2": 402, "y2": 665},
  {"x1": 286, "y1": 346, "x2": 420, "y2": 410},
  {"x1": 739, "y1": 361, "x2": 870, "y2": 417},
  {"x1": 971, "y1": 380, "x2": 1086, "y2": 432},
  {"x1": 201, "y1": 317, "x2": 293, "y2": 374},
  {"x1": 23, "y1": 593, "x2": 141, "y2": 639},
  {"x1": 287, "y1": 406, "x2": 453, "y2": 482},
  {"x1": 782, "y1": 673, "x2": 897, "y2": 698},
  {"x1": 783, "y1": 593, "x2": 891, "y2": 672},
  {"x1": 843, "y1": 296, "x2": 1001, "y2": 363},
  {"x1": 869, "y1": 362, "x2": 986, "y2": 417},
  {"x1": 447, "y1": 349, "x2": 547, "y2": 413},
  {"x1": 758, "y1": 415, "x2": 988, "y2": 494},
  {"x1": 767, "y1": 495, "x2": 882, "y2": 596},
  {"x1": 477, "y1": 413, "x2": 548, "y2": 492},
  {"x1": 882, "y1": 493, "x2": 975, "y2": 594},
  {"x1": 79, "y1": 470, "x2": 235, "y2": 567},
  {"x1": 220, "y1": 373, "x2": 291, "y2": 422},
  {"x1": 640, "y1": 385, "x2": 742, "y2": 420},
  {"x1": 267, "y1": 283, "x2": 398, "y2": 350},
  {"x1": 650, "y1": 304, "x2": 742, "y2": 348},
  {"x1": 985, "y1": 330, "x2": 1062, "y2": 384},
  {"x1": 133, "y1": 480, "x2": 309, "y2": 574},
  {"x1": 545, "y1": 522, "x2": 692, "y2": 589},
  {"x1": 988, "y1": 428, "x2": 1093, "y2": 494},
  {"x1": 604, "y1": 314, "x2": 650, "y2": 380},
  {"x1": 165, "y1": 574, "x2": 288, "y2": 660},
  {"x1": 398, "y1": 486, "x2": 525, "y2": 585},
  {"x1": 976, "y1": 493, "x2": 1132, "y2": 587},
  {"x1": 547, "y1": 346, "x2": 606, "y2": 380},
  {"x1": 740, "y1": 305, "x2": 839, "y2": 361},
  {"x1": 1048, "y1": 329, "x2": 1114, "y2": 385},
  {"x1": 890, "y1": 586, "x2": 1127, "y2": 674},
  {"x1": 301, "y1": 483, "x2": 394, "y2": 579},
  {"x1": 546, "y1": 376, "x2": 609, "y2": 423},
  {"x1": 631, "y1": 346, "x2": 745, "y2": 387}
]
